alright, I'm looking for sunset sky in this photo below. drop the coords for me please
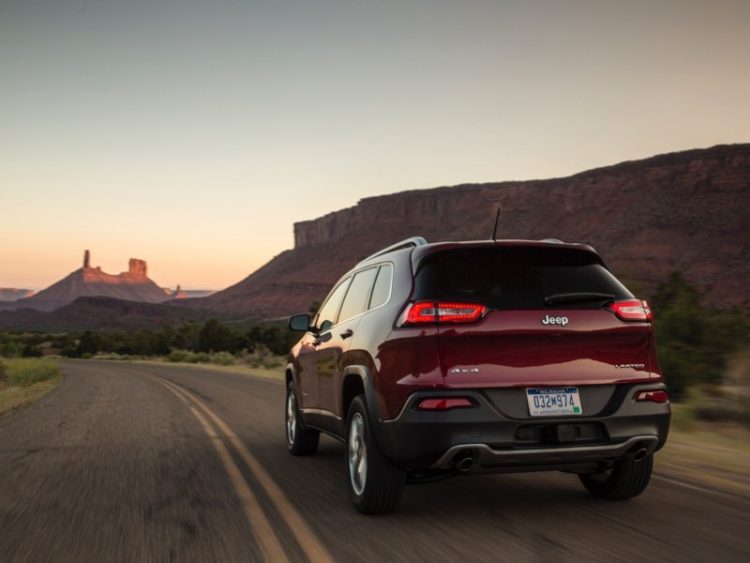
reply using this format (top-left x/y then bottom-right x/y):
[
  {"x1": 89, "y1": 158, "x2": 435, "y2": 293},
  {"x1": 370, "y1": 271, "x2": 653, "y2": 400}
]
[{"x1": 1, "y1": 0, "x2": 748, "y2": 290}]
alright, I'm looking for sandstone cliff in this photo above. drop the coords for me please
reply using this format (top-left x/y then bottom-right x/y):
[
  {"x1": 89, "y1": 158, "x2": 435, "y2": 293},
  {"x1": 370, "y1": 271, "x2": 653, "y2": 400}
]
[{"x1": 191, "y1": 144, "x2": 750, "y2": 318}]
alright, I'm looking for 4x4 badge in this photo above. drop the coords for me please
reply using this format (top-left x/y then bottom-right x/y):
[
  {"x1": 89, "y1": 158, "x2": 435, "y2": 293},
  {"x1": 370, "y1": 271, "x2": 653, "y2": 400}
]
[{"x1": 541, "y1": 315, "x2": 569, "y2": 326}]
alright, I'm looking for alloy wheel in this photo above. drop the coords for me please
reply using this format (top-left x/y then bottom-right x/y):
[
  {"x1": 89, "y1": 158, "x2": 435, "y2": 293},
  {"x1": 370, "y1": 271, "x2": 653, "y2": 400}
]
[{"x1": 348, "y1": 413, "x2": 368, "y2": 496}]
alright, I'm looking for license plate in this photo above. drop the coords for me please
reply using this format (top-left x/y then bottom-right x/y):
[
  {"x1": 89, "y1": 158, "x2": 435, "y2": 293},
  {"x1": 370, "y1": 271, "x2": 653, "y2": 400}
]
[{"x1": 526, "y1": 387, "x2": 582, "y2": 416}]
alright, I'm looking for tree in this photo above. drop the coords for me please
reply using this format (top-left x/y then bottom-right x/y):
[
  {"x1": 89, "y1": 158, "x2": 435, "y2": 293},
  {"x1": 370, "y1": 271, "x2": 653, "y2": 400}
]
[
  {"x1": 651, "y1": 272, "x2": 748, "y2": 398},
  {"x1": 198, "y1": 319, "x2": 235, "y2": 352},
  {"x1": 76, "y1": 331, "x2": 101, "y2": 356},
  {"x1": 173, "y1": 321, "x2": 201, "y2": 351}
]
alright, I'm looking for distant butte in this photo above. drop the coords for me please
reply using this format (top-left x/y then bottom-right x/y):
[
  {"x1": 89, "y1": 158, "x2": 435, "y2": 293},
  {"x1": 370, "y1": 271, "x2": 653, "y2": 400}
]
[{"x1": 10, "y1": 251, "x2": 170, "y2": 312}]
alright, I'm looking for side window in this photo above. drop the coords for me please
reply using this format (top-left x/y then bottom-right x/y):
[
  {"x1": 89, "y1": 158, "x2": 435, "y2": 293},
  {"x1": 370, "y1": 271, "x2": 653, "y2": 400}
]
[
  {"x1": 316, "y1": 277, "x2": 351, "y2": 333},
  {"x1": 368, "y1": 264, "x2": 393, "y2": 309},
  {"x1": 338, "y1": 268, "x2": 379, "y2": 323}
]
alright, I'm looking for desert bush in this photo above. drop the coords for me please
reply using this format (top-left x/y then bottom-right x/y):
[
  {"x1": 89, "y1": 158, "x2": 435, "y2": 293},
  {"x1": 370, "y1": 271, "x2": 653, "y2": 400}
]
[
  {"x1": 5, "y1": 358, "x2": 59, "y2": 387},
  {"x1": 94, "y1": 352, "x2": 123, "y2": 360},
  {"x1": 196, "y1": 352, "x2": 211, "y2": 363},
  {"x1": 672, "y1": 384, "x2": 750, "y2": 427},
  {"x1": 261, "y1": 357, "x2": 283, "y2": 369},
  {"x1": 211, "y1": 351, "x2": 235, "y2": 366},
  {"x1": 239, "y1": 346, "x2": 269, "y2": 368},
  {"x1": 167, "y1": 350, "x2": 190, "y2": 363},
  {"x1": 669, "y1": 403, "x2": 697, "y2": 431}
]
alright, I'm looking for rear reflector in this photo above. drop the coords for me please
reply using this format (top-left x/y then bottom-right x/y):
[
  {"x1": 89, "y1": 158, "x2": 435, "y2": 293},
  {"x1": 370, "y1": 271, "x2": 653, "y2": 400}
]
[
  {"x1": 402, "y1": 301, "x2": 487, "y2": 325},
  {"x1": 634, "y1": 389, "x2": 669, "y2": 403},
  {"x1": 609, "y1": 300, "x2": 653, "y2": 322},
  {"x1": 417, "y1": 397, "x2": 474, "y2": 411}
]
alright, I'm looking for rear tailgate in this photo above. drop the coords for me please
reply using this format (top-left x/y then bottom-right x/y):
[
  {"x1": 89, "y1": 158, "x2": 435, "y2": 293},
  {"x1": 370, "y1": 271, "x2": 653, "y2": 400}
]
[
  {"x1": 438, "y1": 309, "x2": 653, "y2": 388},
  {"x1": 410, "y1": 244, "x2": 658, "y2": 417}
]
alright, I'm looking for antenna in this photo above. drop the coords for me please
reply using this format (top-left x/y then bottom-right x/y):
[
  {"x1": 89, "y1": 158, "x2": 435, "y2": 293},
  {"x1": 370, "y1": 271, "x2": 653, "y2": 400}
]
[{"x1": 491, "y1": 207, "x2": 500, "y2": 240}]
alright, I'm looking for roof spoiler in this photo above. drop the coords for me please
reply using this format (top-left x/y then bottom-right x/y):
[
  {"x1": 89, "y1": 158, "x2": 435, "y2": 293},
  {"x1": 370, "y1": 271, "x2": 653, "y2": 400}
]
[{"x1": 358, "y1": 236, "x2": 428, "y2": 266}]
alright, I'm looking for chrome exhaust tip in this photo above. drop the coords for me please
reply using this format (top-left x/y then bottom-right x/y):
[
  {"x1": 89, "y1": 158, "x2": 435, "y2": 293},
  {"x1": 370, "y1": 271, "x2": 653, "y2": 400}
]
[{"x1": 454, "y1": 451, "x2": 476, "y2": 472}]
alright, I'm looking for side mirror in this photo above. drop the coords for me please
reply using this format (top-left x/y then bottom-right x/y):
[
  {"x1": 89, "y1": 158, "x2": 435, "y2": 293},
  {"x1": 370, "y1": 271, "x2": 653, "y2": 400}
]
[{"x1": 289, "y1": 313, "x2": 312, "y2": 332}]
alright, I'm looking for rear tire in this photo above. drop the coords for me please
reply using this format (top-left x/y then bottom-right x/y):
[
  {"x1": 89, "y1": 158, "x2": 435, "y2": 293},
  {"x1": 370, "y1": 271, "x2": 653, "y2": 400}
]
[
  {"x1": 579, "y1": 454, "x2": 653, "y2": 500},
  {"x1": 286, "y1": 383, "x2": 319, "y2": 455},
  {"x1": 346, "y1": 396, "x2": 405, "y2": 514}
]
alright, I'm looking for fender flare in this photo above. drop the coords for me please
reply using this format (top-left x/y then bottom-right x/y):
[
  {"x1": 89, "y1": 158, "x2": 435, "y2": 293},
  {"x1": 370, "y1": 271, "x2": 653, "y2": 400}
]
[
  {"x1": 284, "y1": 362, "x2": 296, "y2": 387},
  {"x1": 341, "y1": 365, "x2": 384, "y2": 432}
]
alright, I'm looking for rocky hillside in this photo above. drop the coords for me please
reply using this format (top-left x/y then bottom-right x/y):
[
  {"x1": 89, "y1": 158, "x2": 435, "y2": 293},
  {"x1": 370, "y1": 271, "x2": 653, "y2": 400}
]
[{"x1": 189, "y1": 144, "x2": 750, "y2": 318}]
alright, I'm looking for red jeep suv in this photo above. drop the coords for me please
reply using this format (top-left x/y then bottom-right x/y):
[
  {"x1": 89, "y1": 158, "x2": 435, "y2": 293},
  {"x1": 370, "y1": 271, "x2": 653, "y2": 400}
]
[{"x1": 286, "y1": 237, "x2": 670, "y2": 514}]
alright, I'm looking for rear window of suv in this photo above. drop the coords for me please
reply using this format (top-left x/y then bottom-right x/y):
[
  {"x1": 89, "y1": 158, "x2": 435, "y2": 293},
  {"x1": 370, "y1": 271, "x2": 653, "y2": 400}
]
[{"x1": 413, "y1": 246, "x2": 632, "y2": 309}]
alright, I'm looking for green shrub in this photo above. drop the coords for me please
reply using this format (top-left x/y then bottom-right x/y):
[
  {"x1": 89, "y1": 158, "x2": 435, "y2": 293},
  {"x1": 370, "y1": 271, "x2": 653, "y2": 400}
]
[
  {"x1": 196, "y1": 352, "x2": 211, "y2": 363},
  {"x1": 94, "y1": 352, "x2": 122, "y2": 360},
  {"x1": 211, "y1": 351, "x2": 235, "y2": 366},
  {"x1": 674, "y1": 385, "x2": 750, "y2": 426},
  {"x1": 670, "y1": 403, "x2": 697, "y2": 431},
  {"x1": 80, "y1": 353, "x2": 93, "y2": 360},
  {"x1": 261, "y1": 357, "x2": 282, "y2": 369},
  {"x1": 652, "y1": 272, "x2": 749, "y2": 399},
  {"x1": 184, "y1": 352, "x2": 199, "y2": 363},
  {"x1": 5, "y1": 358, "x2": 59, "y2": 387},
  {"x1": 0, "y1": 358, "x2": 6, "y2": 380},
  {"x1": 167, "y1": 350, "x2": 189, "y2": 363}
]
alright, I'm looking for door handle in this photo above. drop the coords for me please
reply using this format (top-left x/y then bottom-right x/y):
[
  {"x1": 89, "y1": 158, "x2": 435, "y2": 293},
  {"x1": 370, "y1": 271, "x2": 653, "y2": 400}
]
[{"x1": 340, "y1": 328, "x2": 354, "y2": 339}]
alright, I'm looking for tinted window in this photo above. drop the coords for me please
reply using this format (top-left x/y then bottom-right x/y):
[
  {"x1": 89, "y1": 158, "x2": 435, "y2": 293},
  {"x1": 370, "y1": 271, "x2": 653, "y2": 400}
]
[
  {"x1": 316, "y1": 277, "x2": 351, "y2": 332},
  {"x1": 338, "y1": 268, "x2": 378, "y2": 322},
  {"x1": 369, "y1": 264, "x2": 393, "y2": 309},
  {"x1": 414, "y1": 247, "x2": 632, "y2": 309}
]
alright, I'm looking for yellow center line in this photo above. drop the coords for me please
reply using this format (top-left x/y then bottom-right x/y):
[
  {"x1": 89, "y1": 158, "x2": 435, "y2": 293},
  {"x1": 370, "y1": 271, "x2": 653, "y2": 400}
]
[
  {"x1": 157, "y1": 376, "x2": 335, "y2": 563},
  {"x1": 154, "y1": 378, "x2": 289, "y2": 563}
]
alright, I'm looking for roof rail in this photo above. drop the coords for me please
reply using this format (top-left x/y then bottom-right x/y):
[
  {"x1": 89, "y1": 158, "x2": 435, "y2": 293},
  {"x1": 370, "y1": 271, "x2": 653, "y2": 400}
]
[{"x1": 358, "y1": 236, "x2": 428, "y2": 265}]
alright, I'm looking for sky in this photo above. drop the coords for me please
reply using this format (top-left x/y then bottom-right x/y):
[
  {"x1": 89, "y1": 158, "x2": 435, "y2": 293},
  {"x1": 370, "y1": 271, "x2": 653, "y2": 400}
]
[{"x1": 1, "y1": 0, "x2": 749, "y2": 290}]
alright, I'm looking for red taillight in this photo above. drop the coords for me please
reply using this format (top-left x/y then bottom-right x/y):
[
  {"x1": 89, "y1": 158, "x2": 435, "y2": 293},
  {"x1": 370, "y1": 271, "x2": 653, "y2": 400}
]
[
  {"x1": 609, "y1": 299, "x2": 653, "y2": 322},
  {"x1": 416, "y1": 397, "x2": 474, "y2": 410},
  {"x1": 405, "y1": 302, "x2": 439, "y2": 324},
  {"x1": 401, "y1": 301, "x2": 487, "y2": 326},
  {"x1": 634, "y1": 389, "x2": 669, "y2": 403}
]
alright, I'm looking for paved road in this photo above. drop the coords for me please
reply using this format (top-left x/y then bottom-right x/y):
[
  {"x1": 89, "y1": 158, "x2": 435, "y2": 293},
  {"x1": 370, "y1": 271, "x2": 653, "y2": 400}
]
[{"x1": 1, "y1": 361, "x2": 748, "y2": 562}]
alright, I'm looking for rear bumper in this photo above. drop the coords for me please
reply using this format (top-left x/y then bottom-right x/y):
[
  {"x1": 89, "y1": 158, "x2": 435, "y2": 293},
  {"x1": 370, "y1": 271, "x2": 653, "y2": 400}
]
[
  {"x1": 430, "y1": 435, "x2": 659, "y2": 469},
  {"x1": 372, "y1": 383, "x2": 671, "y2": 470}
]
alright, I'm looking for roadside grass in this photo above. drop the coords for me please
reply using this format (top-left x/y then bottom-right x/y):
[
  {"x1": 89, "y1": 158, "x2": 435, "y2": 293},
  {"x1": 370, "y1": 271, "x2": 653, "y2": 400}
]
[
  {"x1": 89, "y1": 348, "x2": 286, "y2": 377},
  {"x1": 658, "y1": 403, "x2": 750, "y2": 496},
  {"x1": 0, "y1": 358, "x2": 62, "y2": 415},
  {"x1": 133, "y1": 358, "x2": 285, "y2": 382}
]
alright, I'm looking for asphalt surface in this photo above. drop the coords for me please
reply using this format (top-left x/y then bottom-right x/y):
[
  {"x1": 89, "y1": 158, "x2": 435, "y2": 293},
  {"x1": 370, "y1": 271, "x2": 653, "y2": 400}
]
[{"x1": 1, "y1": 361, "x2": 748, "y2": 562}]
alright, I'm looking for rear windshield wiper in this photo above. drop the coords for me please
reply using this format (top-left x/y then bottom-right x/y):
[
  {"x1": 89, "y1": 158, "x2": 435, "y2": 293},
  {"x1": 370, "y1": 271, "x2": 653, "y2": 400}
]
[{"x1": 543, "y1": 292, "x2": 616, "y2": 306}]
